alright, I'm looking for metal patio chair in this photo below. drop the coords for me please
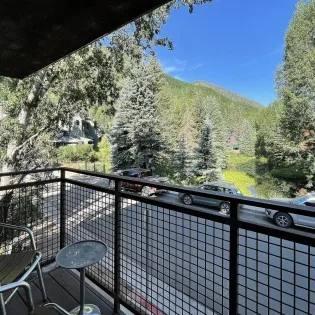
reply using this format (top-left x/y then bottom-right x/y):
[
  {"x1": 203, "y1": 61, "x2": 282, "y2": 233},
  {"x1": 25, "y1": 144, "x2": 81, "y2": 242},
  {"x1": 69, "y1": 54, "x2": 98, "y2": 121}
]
[{"x1": 0, "y1": 223, "x2": 47, "y2": 315}]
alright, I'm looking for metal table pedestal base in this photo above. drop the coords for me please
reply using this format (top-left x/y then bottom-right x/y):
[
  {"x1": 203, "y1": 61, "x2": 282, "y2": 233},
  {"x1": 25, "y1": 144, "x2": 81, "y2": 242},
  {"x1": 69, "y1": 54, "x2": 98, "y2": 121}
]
[{"x1": 70, "y1": 304, "x2": 101, "y2": 315}]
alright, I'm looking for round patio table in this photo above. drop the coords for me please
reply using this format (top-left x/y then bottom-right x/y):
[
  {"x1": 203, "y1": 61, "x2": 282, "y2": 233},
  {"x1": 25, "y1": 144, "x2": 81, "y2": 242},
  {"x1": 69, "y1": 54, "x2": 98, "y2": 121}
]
[{"x1": 56, "y1": 240, "x2": 107, "y2": 315}]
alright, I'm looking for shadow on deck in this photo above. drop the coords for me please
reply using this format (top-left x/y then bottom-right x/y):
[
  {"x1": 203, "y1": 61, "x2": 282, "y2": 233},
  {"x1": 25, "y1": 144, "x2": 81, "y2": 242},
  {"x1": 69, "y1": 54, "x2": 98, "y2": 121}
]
[{"x1": 5, "y1": 267, "x2": 116, "y2": 315}]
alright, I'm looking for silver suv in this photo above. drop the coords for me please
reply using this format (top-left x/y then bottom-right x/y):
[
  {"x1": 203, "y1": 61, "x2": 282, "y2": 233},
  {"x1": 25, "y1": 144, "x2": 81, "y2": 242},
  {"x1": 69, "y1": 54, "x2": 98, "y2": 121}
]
[
  {"x1": 178, "y1": 182, "x2": 242, "y2": 214},
  {"x1": 265, "y1": 193, "x2": 315, "y2": 228}
]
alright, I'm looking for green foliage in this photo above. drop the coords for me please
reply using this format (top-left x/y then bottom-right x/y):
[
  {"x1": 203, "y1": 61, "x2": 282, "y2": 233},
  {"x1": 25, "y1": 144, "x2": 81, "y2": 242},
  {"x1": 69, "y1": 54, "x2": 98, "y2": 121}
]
[
  {"x1": 270, "y1": 165, "x2": 308, "y2": 181},
  {"x1": 89, "y1": 104, "x2": 112, "y2": 133},
  {"x1": 222, "y1": 170, "x2": 255, "y2": 197},
  {"x1": 159, "y1": 75, "x2": 262, "y2": 152},
  {"x1": 57, "y1": 144, "x2": 97, "y2": 162},
  {"x1": 111, "y1": 58, "x2": 164, "y2": 170},
  {"x1": 173, "y1": 137, "x2": 191, "y2": 181},
  {"x1": 269, "y1": 0, "x2": 315, "y2": 187},
  {"x1": 239, "y1": 119, "x2": 256, "y2": 156},
  {"x1": 255, "y1": 101, "x2": 283, "y2": 157},
  {"x1": 192, "y1": 121, "x2": 222, "y2": 181},
  {"x1": 227, "y1": 154, "x2": 268, "y2": 176},
  {"x1": 255, "y1": 174, "x2": 296, "y2": 199},
  {"x1": 96, "y1": 135, "x2": 112, "y2": 172}
]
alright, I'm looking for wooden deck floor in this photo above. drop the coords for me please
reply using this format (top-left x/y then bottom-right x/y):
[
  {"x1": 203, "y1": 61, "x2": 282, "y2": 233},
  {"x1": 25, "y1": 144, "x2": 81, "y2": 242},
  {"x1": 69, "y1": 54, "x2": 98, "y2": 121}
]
[{"x1": 5, "y1": 267, "x2": 116, "y2": 315}]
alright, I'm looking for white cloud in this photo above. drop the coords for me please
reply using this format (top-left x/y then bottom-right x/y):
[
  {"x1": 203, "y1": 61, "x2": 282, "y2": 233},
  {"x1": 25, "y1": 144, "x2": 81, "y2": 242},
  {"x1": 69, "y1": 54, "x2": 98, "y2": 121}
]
[
  {"x1": 242, "y1": 46, "x2": 283, "y2": 68},
  {"x1": 174, "y1": 75, "x2": 184, "y2": 81},
  {"x1": 160, "y1": 57, "x2": 187, "y2": 74},
  {"x1": 163, "y1": 65, "x2": 182, "y2": 74},
  {"x1": 189, "y1": 62, "x2": 205, "y2": 70}
]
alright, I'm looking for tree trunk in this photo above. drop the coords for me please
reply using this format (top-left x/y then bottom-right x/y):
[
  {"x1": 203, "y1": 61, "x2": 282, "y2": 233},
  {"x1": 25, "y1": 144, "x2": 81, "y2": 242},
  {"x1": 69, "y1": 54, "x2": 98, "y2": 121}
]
[{"x1": 0, "y1": 70, "x2": 50, "y2": 221}]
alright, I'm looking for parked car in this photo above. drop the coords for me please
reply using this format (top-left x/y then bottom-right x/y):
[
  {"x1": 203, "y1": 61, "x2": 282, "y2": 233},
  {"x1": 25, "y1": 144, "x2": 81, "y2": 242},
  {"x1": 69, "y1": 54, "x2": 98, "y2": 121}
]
[
  {"x1": 178, "y1": 182, "x2": 242, "y2": 214},
  {"x1": 108, "y1": 168, "x2": 167, "y2": 196},
  {"x1": 265, "y1": 193, "x2": 315, "y2": 228}
]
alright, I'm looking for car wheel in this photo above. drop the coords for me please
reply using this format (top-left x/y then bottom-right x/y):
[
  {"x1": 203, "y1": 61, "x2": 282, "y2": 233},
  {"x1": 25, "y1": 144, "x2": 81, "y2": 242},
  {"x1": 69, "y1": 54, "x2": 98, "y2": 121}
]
[
  {"x1": 109, "y1": 180, "x2": 115, "y2": 188},
  {"x1": 141, "y1": 186, "x2": 151, "y2": 197},
  {"x1": 183, "y1": 194, "x2": 193, "y2": 205},
  {"x1": 219, "y1": 202, "x2": 230, "y2": 215},
  {"x1": 274, "y1": 212, "x2": 293, "y2": 228}
]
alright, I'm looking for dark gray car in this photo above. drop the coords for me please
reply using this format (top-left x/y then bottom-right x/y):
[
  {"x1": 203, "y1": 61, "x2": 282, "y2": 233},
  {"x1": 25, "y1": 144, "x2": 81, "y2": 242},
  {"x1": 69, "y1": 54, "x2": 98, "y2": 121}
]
[{"x1": 178, "y1": 182, "x2": 242, "y2": 214}]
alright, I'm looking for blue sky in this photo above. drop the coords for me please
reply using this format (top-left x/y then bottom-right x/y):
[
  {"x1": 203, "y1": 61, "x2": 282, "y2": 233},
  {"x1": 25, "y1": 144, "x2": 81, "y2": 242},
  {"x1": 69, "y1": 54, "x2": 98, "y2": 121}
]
[{"x1": 156, "y1": 0, "x2": 298, "y2": 106}]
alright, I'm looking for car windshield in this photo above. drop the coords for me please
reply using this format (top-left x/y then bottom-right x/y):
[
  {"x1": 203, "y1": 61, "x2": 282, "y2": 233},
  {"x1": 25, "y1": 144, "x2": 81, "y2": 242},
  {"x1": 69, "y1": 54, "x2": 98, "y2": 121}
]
[
  {"x1": 128, "y1": 170, "x2": 141, "y2": 177},
  {"x1": 291, "y1": 195, "x2": 311, "y2": 205}
]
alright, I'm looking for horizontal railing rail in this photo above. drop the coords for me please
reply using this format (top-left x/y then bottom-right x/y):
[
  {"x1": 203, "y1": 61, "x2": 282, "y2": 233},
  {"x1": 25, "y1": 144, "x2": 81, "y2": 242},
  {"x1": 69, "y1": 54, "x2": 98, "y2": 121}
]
[
  {"x1": 0, "y1": 167, "x2": 61, "y2": 177},
  {"x1": 0, "y1": 178, "x2": 60, "y2": 191},
  {"x1": 62, "y1": 167, "x2": 315, "y2": 217},
  {"x1": 1, "y1": 166, "x2": 315, "y2": 218}
]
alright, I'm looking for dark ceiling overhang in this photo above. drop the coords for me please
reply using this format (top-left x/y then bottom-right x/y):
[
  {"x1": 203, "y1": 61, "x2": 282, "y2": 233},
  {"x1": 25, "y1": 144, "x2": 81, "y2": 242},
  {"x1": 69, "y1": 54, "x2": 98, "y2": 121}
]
[{"x1": 0, "y1": 0, "x2": 172, "y2": 79}]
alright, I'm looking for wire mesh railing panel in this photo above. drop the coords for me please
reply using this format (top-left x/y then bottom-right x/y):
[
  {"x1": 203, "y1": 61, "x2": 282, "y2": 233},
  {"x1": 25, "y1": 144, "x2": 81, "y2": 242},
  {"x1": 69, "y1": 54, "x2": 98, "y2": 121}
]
[
  {"x1": 64, "y1": 182, "x2": 115, "y2": 293},
  {"x1": 0, "y1": 181, "x2": 61, "y2": 264},
  {"x1": 119, "y1": 197, "x2": 230, "y2": 315},
  {"x1": 238, "y1": 229, "x2": 315, "y2": 315}
]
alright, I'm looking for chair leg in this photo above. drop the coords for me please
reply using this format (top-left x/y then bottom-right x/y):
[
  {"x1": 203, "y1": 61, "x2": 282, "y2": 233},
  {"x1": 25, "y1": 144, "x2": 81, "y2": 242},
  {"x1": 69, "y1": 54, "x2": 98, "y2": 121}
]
[
  {"x1": 36, "y1": 263, "x2": 47, "y2": 302},
  {"x1": 20, "y1": 282, "x2": 34, "y2": 313},
  {"x1": 0, "y1": 293, "x2": 7, "y2": 315}
]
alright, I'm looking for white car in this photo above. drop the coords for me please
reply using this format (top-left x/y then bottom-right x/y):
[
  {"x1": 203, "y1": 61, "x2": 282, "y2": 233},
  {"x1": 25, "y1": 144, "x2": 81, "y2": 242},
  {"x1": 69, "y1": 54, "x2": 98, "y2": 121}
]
[{"x1": 265, "y1": 193, "x2": 315, "y2": 228}]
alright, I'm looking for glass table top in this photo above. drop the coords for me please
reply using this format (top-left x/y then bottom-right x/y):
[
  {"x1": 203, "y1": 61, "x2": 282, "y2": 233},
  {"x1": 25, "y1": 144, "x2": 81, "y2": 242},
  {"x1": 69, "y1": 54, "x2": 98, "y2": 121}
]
[{"x1": 56, "y1": 240, "x2": 107, "y2": 269}]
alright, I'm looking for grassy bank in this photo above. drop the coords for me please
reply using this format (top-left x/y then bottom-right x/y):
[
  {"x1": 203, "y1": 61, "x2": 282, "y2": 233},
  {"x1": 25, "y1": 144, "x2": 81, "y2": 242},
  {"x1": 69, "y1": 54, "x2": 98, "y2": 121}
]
[{"x1": 223, "y1": 170, "x2": 255, "y2": 196}]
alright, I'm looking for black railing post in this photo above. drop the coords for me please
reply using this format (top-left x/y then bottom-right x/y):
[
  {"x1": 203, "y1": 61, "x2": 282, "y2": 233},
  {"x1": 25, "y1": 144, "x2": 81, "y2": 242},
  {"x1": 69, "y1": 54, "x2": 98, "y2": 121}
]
[
  {"x1": 229, "y1": 200, "x2": 238, "y2": 315},
  {"x1": 114, "y1": 178, "x2": 122, "y2": 313},
  {"x1": 60, "y1": 168, "x2": 66, "y2": 249}
]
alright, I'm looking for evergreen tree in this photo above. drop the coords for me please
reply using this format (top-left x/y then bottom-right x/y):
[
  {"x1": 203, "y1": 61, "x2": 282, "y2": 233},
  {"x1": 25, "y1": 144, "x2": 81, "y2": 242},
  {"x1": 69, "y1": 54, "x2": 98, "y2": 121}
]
[
  {"x1": 111, "y1": 58, "x2": 164, "y2": 170},
  {"x1": 278, "y1": 0, "x2": 315, "y2": 143},
  {"x1": 110, "y1": 83, "x2": 134, "y2": 170},
  {"x1": 275, "y1": 0, "x2": 315, "y2": 186},
  {"x1": 193, "y1": 121, "x2": 222, "y2": 181},
  {"x1": 129, "y1": 59, "x2": 164, "y2": 169},
  {"x1": 173, "y1": 137, "x2": 191, "y2": 181},
  {"x1": 239, "y1": 119, "x2": 256, "y2": 156},
  {"x1": 195, "y1": 96, "x2": 227, "y2": 168}
]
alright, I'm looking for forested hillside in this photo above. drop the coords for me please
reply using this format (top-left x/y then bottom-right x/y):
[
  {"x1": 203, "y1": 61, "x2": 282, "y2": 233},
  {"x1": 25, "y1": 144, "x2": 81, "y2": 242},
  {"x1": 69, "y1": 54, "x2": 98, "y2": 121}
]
[{"x1": 159, "y1": 75, "x2": 262, "y2": 151}]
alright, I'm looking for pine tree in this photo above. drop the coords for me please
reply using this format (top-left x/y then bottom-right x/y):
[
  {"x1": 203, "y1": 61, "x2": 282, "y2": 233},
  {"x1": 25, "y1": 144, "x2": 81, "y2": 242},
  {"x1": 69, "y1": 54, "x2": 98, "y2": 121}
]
[
  {"x1": 196, "y1": 96, "x2": 227, "y2": 169},
  {"x1": 173, "y1": 137, "x2": 191, "y2": 181},
  {"x1": 111, "y1": 58, "x2": 164, "y2": 170},
  {"x1": 239, "y1": 119, "x2": 256, "y2": 156},
  {"x1": 129, "y1": 59, "x2": 164, "y2": 169},
  {"x1": 277, "y1": 0, "x2": 315, "y2": 143},
  {"x1": 193, "y1": 121, "x2": 222, "y2": 181},
  {"x1": 275, "y1": 0, "x2": 315, "y2": 186},
  {"x1": 110, "y1": 80, "x2": 135, "y2": 170}
]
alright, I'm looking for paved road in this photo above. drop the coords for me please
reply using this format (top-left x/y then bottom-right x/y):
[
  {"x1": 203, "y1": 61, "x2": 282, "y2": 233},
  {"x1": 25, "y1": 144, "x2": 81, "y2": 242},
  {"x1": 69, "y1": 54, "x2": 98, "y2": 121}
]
[{"x1": 61, "y1": 176, "x2": 315, "y2": 314}]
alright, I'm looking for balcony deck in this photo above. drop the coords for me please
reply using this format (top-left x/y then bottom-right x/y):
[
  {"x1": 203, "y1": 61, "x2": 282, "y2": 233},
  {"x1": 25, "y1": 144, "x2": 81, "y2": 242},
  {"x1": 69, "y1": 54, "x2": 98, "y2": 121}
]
[{"x1": 5, "y1": 268, "x2": 115, "y2": 315}]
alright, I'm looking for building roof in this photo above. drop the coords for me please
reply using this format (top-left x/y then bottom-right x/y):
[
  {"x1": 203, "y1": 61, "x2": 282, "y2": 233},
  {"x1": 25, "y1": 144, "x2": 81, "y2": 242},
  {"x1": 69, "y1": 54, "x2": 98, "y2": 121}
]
[{"x1": 0, "y1": 0, "x2": 171, "y2": 79}]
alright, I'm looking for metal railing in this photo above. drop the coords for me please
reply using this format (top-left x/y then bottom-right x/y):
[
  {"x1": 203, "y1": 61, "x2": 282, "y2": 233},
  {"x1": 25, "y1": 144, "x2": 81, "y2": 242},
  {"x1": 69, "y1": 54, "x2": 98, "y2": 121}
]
[{"x1": 0, "y1": 167, "x2": 315, "y2": 315}]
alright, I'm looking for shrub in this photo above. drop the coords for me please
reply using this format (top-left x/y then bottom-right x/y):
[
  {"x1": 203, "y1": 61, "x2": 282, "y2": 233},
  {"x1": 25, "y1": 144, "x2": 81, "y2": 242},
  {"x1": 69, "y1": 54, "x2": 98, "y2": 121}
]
[
  {"x1": 57, "y1": 144, "x2": 97, "y2": 162},
  {"x1": 96, "y1": 135, "x2": 112, "y2": 172}
]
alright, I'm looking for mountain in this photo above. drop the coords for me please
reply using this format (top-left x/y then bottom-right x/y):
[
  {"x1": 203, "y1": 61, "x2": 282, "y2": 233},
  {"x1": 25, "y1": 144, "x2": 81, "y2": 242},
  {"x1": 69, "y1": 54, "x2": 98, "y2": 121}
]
[
  {"x1": 193, "y1": 80, "x2": 262, "y2": 110},
  {"x1": 158, "y1": 75, "x2": 263, "y2": 150}
]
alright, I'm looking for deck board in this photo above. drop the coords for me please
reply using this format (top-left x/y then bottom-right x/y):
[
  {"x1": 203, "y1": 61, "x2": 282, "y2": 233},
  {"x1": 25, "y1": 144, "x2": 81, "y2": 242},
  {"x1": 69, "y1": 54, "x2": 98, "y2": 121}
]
[
  {"x1": 4, "y1": 268, "x2": 115, "y2": 315},
  {"x1": 49, "y1": 268, "x2": 114, "y2": 314}
]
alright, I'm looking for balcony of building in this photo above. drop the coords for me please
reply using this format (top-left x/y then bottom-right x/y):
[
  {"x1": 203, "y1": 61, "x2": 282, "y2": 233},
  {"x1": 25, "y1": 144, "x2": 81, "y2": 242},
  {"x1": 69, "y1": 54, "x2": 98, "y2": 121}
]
[{"x1": 0, "y1": 168, "x2": 314, "y2": 315}]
